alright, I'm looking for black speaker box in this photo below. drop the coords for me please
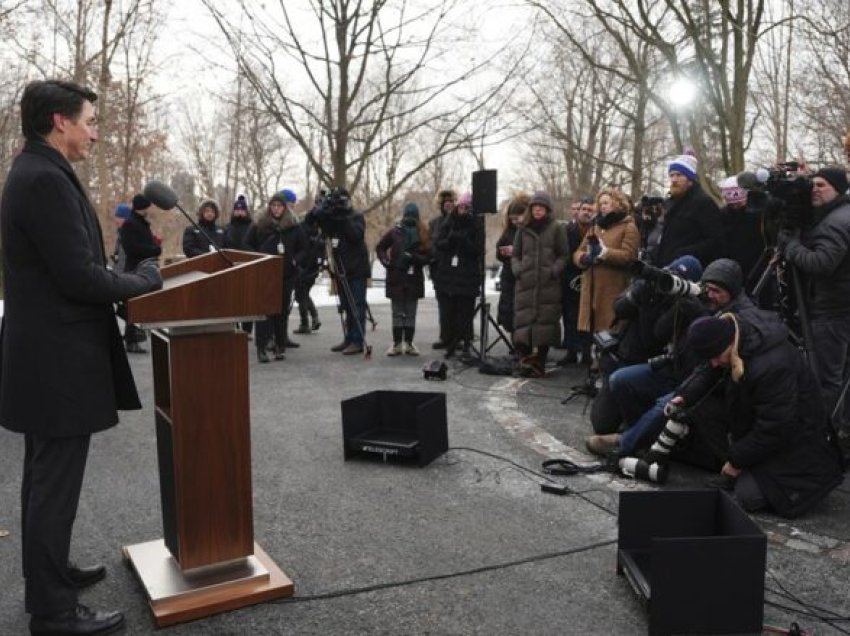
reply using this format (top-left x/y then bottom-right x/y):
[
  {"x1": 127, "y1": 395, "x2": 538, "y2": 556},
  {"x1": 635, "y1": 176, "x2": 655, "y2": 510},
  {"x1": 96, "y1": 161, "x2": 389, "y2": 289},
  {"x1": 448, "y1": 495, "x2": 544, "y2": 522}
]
[
  {"x1": 472, "y1": 169, "x2": 498, "y2": 214},
  {"x1": 617, "y1": 489, "x2": 766, "y2": 635},
  {"x1": 341, "y1": 391, "x2": 448, "y2": 466}
]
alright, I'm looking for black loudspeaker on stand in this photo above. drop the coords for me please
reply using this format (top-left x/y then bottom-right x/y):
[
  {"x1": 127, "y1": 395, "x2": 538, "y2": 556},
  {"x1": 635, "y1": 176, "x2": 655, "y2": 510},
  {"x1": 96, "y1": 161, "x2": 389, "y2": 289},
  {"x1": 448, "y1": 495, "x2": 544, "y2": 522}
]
[{"x1": 469, "y1": 169, "x2": 513, "y2": 362}]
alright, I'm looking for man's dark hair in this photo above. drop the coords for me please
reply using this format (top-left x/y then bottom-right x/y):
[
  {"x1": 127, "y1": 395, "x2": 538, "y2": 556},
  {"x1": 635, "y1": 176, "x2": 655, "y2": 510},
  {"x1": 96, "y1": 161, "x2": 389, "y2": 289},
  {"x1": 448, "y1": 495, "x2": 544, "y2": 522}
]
[{"x1": 20, "y1": 79, "x2": 98, "y2": 141}]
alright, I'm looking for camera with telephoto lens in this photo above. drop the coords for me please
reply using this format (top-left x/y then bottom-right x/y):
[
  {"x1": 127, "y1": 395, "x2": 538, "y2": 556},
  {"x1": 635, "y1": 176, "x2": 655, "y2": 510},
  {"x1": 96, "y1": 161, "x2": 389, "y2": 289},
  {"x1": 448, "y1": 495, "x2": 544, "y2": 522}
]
[{"x1": 631, "y1": 260, "x2": 702, "y2": 298}]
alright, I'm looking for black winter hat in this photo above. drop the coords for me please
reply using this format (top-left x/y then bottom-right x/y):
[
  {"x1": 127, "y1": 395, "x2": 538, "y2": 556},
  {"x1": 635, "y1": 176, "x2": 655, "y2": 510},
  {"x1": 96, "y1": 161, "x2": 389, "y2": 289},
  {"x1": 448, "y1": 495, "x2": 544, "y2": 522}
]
[
  {"x1": 132, "y1": 194, "x2": 151, "y2": 211},
  {"x1": 687, "y1": 316, "x2": 736, "y2": 359},
  {"x1": 701, "y1": 258, "x2": 743, "y2": 298},
  {"x1": 813, "y1": 166, "x2": 849, "y2": 196}
]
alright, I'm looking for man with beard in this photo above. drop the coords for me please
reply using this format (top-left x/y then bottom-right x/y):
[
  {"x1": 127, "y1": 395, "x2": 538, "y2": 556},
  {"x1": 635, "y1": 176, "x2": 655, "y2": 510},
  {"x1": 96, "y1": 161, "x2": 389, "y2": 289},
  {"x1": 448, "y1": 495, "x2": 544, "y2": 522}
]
[
  {"x1": 651, "y1": 153, "x2": 723, "y2": 268},
  {"x1": 782, "y1": 166, "x2": 850, "y2": 458}
]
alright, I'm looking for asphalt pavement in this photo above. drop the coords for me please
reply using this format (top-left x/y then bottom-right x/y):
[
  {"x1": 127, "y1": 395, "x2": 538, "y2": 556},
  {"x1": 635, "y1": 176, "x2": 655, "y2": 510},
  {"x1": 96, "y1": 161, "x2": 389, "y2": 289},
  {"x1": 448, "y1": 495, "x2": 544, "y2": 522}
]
[{"x1": 1, "y1": 294, "x2": 848, "y2": 635}]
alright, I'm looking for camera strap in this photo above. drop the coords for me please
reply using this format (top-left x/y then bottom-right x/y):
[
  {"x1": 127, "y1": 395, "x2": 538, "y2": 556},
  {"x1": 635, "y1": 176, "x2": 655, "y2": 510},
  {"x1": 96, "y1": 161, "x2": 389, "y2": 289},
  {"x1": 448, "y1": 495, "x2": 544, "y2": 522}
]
[{"x1": 541, "y1": 458, "x2": 614, "y2": 476}]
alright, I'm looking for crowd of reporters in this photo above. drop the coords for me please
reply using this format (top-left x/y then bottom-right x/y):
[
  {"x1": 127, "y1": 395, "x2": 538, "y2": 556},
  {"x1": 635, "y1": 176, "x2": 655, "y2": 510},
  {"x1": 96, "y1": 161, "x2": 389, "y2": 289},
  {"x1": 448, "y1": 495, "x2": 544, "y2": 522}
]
[{"x1": 112, "y1": 152, "x2": 848, "y2": 519}]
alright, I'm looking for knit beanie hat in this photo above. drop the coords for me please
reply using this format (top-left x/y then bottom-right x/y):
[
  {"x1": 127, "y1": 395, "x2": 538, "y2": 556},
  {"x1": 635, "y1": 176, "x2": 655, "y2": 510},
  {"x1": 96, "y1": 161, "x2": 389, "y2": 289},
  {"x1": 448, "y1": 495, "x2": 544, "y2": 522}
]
[
  {"x1": 813, "y1": 166, "x2": 849, "y2": 196},
  {"x1": 402, "y1": 202, "x2": 420, "y2": 219},
  {"x1": 281, "y1": 189, "x2": 297, "y2": 204},
  {"x1": 719, "y1": 176, "x2": 747, "y2": 206},
  {"x1": 114, "y1": 203, "x2": 132, "y2": 219},
  {"x1": 687, "y1": 315, "x2": 736, "y2": 359},
  {"x1": 233, "y1": 194, "x2": 248, "y2": 211},
  {"x1": 668, "y1": 154, "x2": 698, "y2": 182},
  {"x1": 132, "y1": 194, "x2": 151, "y2": 211},
  {"x1": 665, "y1": 255, "x2": 703, "y2": 282},
  {"x1": 269, "y1": 191, "x2": 288, "y2": 205},
  {"x1": 528, "y1": 190, "x2": 554, "y2": 213},
  {"x1": 701, "y1": 258, "x2": 743, "y2": 298}
]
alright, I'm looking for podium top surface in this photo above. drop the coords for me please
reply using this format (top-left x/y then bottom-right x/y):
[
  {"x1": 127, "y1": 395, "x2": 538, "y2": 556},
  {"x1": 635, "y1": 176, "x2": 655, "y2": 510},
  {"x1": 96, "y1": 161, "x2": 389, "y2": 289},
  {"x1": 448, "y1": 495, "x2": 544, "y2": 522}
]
[{"x1": 127, "y1": 250, "x2": 284, "y2": 328}]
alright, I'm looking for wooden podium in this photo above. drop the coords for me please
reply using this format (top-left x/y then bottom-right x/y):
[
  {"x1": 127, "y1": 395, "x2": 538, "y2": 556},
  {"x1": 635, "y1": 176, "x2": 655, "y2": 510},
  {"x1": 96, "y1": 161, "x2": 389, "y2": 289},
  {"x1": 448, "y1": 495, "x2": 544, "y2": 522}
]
[{"x1": 123, "y1": 249, "x2": 294, "y2": 627}]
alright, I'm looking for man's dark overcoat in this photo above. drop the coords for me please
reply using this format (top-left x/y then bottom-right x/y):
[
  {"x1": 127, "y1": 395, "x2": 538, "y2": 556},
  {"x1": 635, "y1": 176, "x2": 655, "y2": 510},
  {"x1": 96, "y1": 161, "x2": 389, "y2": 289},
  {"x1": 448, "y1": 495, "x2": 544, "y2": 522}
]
[{"x1": 0, "y1": 141, "x2": 158, "y2": 438}]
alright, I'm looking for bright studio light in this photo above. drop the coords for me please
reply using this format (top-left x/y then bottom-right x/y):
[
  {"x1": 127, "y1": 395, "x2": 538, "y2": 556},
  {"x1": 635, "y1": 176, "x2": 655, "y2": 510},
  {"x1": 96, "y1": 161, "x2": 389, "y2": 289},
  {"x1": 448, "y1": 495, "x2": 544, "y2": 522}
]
[{"x1": 668, "y1": 77, "x2": 697, "y2": 109}]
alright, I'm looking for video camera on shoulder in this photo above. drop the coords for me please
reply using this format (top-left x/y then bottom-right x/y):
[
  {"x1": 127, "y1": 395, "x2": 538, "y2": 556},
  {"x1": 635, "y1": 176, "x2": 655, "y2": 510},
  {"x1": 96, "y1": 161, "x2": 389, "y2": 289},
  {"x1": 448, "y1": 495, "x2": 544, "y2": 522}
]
[
  {"x1": 631, "y1": 260, "x2": 702, "y2": 298},
  {"x1": 742, "y1": 161, "x2": 813, "y2": 234},
  {"x1": 308, "y1": 186, "x2": 354, "y2": 235}
]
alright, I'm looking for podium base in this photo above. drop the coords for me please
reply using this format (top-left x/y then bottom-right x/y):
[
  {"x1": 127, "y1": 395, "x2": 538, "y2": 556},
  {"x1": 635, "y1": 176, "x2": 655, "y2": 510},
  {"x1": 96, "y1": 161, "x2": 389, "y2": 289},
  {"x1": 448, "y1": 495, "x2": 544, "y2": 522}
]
[{"x1": 123, "y1": 539, "x2": 294, "y2": 627}]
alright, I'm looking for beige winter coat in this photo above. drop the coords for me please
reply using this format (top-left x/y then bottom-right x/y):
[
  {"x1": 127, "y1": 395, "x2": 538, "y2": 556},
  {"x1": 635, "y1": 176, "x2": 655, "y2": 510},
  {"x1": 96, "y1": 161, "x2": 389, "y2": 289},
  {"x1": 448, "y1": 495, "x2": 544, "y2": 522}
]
[{"x1": 573, "y1": 213, "x2": 639, "y2": 333}]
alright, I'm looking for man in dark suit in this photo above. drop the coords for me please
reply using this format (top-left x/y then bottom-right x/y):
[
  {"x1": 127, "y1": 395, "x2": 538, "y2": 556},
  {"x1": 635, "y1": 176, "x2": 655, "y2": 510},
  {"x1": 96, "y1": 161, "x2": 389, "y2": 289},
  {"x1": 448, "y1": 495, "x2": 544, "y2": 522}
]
[{"x1": 0, "y1": 80, "x2": 162, "y2": 635}]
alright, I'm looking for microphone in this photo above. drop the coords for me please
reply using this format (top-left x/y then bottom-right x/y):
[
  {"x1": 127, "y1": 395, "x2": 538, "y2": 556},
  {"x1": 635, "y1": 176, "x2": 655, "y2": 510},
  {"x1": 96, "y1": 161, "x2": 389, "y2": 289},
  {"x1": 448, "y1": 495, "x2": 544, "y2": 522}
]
[
  {"x1": 143, "y1": 180, "x2": 233, "y2": 266},
  {"x1": 736, "y1": 170, "x2": 769, "y2": 190}
]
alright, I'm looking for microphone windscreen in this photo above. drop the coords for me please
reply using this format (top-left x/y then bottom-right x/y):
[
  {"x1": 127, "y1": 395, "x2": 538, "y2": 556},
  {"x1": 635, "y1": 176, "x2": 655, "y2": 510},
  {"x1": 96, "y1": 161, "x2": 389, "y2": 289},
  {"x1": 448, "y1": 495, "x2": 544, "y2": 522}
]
[
  {"x1": 736, "y1": 171, "x2": 761, "y2": 190},
  {"x1": 143, "y1": 180, "x2": 179, "y2": 210}
]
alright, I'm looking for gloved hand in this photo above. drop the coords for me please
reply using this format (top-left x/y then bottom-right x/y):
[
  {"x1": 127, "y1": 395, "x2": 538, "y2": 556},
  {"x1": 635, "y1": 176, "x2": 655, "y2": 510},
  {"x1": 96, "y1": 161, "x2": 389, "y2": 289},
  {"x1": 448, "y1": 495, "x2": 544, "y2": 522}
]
[
  {"x1": 596, "y1": 238, "x2": 609, "y2": 261},
  {"x1": 135, "y1": 257, "x2": 163, "y2": 290}
]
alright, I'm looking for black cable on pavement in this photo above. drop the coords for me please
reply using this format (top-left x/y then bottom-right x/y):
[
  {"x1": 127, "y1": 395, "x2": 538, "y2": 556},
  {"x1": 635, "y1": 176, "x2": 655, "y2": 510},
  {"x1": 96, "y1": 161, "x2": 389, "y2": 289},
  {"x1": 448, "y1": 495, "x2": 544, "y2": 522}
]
[
  {"x1": 446, "y1": 446, "x2": 617, "y2": 517},
  {"x1": 276, "y1": 538, "x2": 618, "y2": 604}
]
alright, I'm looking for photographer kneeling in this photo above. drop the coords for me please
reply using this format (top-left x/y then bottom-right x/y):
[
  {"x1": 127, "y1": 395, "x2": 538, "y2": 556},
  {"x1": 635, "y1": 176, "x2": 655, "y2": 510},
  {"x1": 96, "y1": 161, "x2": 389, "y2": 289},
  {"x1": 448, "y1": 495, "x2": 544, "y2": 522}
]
[
  {"x1": 632, "y1": 314, "x2": 843, "y2": 517},
  {"x1": 305, "y1": 188, "x2": 370, "y2": 355}
]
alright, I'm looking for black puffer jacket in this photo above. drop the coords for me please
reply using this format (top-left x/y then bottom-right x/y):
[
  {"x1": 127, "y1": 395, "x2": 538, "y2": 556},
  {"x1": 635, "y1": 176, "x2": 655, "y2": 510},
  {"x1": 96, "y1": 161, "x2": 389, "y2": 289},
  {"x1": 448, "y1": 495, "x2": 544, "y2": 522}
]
[
  {"x1": 183, "y1": 220, "x2": 226, "y2": 257},
  {"x1": 724, "y1": 317, "x2": 843, "y2": 518},
  {"x1": 653, "y1": 182, "x2": 722, "y2": 267},
  {"x1": 784, "y1": 195, "x2": 850, "y2": 318},
  {"x1": 433, "y1": 212, "x2": 482, "y2": 296},
  {"x1": 223, "y1": 216, "x2": 252, "y2": 250}
]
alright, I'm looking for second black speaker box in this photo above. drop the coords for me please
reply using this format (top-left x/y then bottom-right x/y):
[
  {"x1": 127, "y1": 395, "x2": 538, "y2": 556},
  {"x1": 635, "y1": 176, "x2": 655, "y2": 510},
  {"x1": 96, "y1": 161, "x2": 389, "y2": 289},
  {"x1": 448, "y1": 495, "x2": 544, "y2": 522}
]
[{"x1": 472, "y1": 169, "x2": 497, "y2": 214}]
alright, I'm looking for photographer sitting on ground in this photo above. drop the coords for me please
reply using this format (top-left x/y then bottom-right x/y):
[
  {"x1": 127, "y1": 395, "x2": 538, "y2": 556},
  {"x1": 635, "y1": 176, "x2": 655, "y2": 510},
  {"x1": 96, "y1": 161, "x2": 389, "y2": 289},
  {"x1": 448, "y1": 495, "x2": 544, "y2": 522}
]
[
  {"x1": 588, "y1": 255, "x2": 704, "y2": 436},
  {"x1": 632, "y1": 314, "x2": 843, "y2": 518},
  {"x1": 782, "y1": 166, "x2": 850, "y2": 459},
  {"x1": 585, "y1": 257, "x2": 709, "y2": 456},
  {"x1": 305, "y1": 188, "x2": 370, "y2": 356}
]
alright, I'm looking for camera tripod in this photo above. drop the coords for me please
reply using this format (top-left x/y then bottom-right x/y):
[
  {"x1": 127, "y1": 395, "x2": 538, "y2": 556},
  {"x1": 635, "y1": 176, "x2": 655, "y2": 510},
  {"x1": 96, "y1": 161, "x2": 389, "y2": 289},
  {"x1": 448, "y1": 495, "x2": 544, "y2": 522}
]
[
  {"x1": 323, "y1": 237, "x2": 375, "y2": 358},
  {"x1": 750, "y1": 246, "x2": 817, "y2": 377}
]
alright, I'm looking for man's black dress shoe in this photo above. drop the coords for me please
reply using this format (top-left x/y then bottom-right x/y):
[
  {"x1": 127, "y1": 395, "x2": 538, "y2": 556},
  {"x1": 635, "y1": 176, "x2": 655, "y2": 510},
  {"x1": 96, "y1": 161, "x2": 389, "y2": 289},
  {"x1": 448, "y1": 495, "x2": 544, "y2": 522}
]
[
  {"x1": 67, "y1": 563, "x2": 106, "y2": 589},
  {"x1": 30, "y1": 604, "x2": 124, "y2": 635}
]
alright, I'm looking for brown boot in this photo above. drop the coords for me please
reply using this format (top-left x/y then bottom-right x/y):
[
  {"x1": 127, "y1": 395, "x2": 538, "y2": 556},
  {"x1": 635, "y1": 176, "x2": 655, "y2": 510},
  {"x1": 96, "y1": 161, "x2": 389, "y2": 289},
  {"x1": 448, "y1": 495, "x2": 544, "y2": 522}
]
[{"x1": 585, "y1": 433, "x2": 621, "y2": 456}]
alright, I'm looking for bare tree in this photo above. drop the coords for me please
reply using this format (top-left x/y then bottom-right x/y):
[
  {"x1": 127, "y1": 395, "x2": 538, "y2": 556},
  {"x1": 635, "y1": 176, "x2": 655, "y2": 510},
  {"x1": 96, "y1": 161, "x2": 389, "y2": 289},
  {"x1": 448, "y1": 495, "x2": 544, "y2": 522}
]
[{"x1": 201, "y1": 0, "x2": 522, "y2": 211}]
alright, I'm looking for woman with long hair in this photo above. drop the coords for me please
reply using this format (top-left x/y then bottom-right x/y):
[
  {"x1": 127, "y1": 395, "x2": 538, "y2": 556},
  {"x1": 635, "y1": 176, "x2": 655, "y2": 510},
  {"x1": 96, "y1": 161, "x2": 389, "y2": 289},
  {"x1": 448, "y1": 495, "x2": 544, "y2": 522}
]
[
  {"x1": 573, "y1": 188, "x2": 640, "y2": 347},
  {"x1": 245, "y1": 192, "x2": 308, "y2": 363}
]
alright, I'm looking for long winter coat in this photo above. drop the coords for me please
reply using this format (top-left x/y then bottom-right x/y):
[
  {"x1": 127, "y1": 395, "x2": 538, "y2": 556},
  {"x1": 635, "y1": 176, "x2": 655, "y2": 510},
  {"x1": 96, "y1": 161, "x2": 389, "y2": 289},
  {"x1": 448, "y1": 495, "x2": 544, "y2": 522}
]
[
  {"x1": 724, "y1": 318, "x2": 843, "y2": 518},
  {"x1": 573, "y1": 212, "x2": 639, "y2": 333},
  {"x1": 511, "y1": 216, "x2": 568, "y2": 347},
  {"x1": 0, "y1": 141, "x2": 161, "y2": 437},
  {"x1": 496, "y1": 225, "x2": 518, "y2": 330},
  {"x1": 375, "y1": 223, "x2": 429, "y2": 300},
  {"x1": 433, "y1": 213, "x2": 482, "y2": 297}
]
